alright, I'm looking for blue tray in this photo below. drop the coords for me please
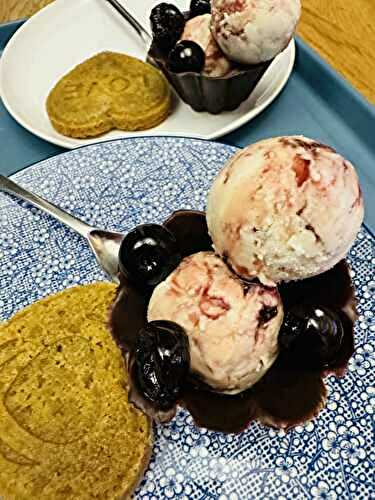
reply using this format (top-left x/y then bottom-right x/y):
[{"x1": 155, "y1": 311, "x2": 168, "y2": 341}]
[{"x1": 1, "y1": 20, "x2": 374, "y2": 231}]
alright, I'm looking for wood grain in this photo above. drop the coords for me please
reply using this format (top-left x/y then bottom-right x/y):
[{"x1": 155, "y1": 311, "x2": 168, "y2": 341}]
[
  {"x1": 298, "y1": 1, "x2": 375, "y2": 104},
  {"x1": 0, "y1": 0, "x2": 374, "y2": 104},
  {"x1": 0, "y1": 0, "x2": 54, "y2": 21}
]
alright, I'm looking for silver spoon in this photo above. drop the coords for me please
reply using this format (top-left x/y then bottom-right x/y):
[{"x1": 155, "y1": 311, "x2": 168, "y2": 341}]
[
  {"x1": 104, "y1": 0, "x2": 160, "y2": 67},
  {"x1": 104, "y1": 0, "x2": 152, "y2": 48},
  {"x1": 0, "y1": 175, "x2": 124, "y2": 283}
]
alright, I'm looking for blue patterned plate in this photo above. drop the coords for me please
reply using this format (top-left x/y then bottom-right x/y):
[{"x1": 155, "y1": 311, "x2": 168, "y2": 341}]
[{"x1": 0, "y1": 137, "x2": 374, "y2": 499}]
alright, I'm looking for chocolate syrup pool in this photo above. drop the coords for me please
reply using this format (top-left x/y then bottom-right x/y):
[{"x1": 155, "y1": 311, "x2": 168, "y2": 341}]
[{"x1": 110, "y1": 210, "x2": 356, "y2": 433}]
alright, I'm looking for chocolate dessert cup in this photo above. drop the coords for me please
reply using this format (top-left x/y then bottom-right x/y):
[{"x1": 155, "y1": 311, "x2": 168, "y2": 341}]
[
  {"x1": 148, "y1": 44, "x2": 273, "y2": 114},
  {"x1": 110, "y1": 210, "x2": 357, "y2": 433}
]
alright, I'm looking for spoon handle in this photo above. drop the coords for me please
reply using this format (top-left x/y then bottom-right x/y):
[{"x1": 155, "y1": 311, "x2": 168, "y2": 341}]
[
  {"x1": 0, "y1": 175, "x2": 93, "y2": 238},
  {"x1": 105, "y1": 0, "x2": 152, "y2": 47}
]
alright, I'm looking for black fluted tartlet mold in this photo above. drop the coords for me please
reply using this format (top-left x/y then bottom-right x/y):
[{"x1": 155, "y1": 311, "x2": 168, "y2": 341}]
[{"x1": 148, "y1": 44, "x2": 273, "y2": 114}]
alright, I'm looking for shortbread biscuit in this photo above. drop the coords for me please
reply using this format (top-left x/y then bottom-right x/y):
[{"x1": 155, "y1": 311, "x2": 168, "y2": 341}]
[
  {"x1": 0, "y1": 282, "x2": 152, "y2": 500},
  {"x1": 47, "y1": 51, "x2": 171, "y2": 137}
]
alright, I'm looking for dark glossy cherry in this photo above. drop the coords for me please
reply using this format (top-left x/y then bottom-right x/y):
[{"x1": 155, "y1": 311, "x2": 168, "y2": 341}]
[
  {"x1": 150, "y1": 3, "x2": 185, "y2": 52},
  {"x1": 119, "y1": 224, "x2": 181, "y2": 291},
  {"x1": 189, "y1": 0, "x2": 211, "y2": 18},
  {"x1": 167, "y1": 41, "x2": 205, "y2": 73},
  {"x1": 279, "y1": 305, "x2": 344, "y2": 368},
  {"x1": 133, "y1": 321, "x2": 190, "y2": 410}
]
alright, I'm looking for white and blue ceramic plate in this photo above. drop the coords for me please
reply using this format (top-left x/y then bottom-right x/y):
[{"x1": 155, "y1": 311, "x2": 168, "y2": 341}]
[{"x1": 0, "y1": 137, "x2": 374, "y2": 499}]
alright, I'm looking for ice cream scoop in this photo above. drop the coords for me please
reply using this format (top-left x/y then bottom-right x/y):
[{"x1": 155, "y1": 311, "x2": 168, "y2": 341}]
[
  {"x1": 181, "y1": 13, "x2": 232, "y2": 77},
  {"x1": 206, "y1": 136, "x2": 364, "y2": 285},
  {"x1": 211, "y1": 0, "x2": 301, "y2": 65},
  {"x1": 148, "y1": 251, "x2": 283, "y2": 394}
]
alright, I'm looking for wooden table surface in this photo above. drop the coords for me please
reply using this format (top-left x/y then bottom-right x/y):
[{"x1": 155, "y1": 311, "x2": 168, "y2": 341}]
[{"x1": 0, "y1": 0, "x2": 374, "y2": 104}]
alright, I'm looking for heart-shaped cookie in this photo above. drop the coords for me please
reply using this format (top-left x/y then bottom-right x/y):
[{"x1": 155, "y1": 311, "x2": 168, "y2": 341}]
[
  {"x1": 0, "y1": 282, "x2": 152, "y2": 499},
  {"x1": 46, "y1": 51, "x2": 171, "y2": 138}
]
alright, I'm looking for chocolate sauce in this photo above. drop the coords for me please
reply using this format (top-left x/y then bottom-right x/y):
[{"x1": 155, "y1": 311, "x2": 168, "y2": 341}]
[
  {"x1": 163, "y1": 210, "x2": 213, "y2": 256},
  {"x1": 252, "y1": 360, "x2": 326, "y2": 429},
  {"x1": 278, "y1": 261, "x2": 355, "y2": 311},
  {"x1": 182, "y1": 384, "x2": 257, "y2": 434},
  {"x1": 110, "y1": 275, "x2": 148, "y2": 352},
  {"x1": 110, "y1": 210, "x2": 356, "y2": 433}
]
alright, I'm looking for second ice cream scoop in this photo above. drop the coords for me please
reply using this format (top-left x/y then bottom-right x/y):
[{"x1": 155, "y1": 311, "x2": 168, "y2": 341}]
[
  {"x1": 148, "y1": 251, "x2": 283, "y2": 394},
  {"x1": 211, "y1": 0, "x2": 301, "y2": 65},
  {"x1": 206, "y1": 136, "x2": 364, "y2": 285},
  {"x1": 180, "y1": 13, "x2": 232, "y2": 77}
]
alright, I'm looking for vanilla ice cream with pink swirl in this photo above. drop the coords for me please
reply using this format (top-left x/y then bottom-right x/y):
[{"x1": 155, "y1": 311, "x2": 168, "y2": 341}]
[
  {"x1": 207, "y1": 136, "x2": 364, "y2": 285},
  {"x1": 211, "y1": 0, "x2": 301, "y2": 65},
  {"x1": 148, "y1": 251, "x2": 283, "y2": 394},
  {"x1": 181, "y1": 13, "x2": 232, "y2": 77}
]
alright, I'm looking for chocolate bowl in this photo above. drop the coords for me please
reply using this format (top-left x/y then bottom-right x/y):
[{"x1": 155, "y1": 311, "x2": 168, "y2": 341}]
[
  {"x1": 148, "y1": 44, "x2": 273, "y2": 114},
  {"x1": 110, "y1": 210, "x2": 357, "y2": 433}
]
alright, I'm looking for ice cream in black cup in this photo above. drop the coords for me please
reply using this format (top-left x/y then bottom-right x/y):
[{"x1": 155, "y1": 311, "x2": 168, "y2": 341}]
[{"x1": 148, "y1": 0, "x2": 301, "y2": 114}]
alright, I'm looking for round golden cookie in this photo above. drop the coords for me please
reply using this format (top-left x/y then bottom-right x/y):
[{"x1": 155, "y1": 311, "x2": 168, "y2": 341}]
[
  {"x1": 0, "y1": 282, "x2": 152, "y2": 500},
  {"x1": 46, "y1": 51, "x2": 171, "y2": 138}
]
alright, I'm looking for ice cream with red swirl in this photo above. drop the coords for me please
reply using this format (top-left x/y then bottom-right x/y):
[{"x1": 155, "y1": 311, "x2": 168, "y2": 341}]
[
  {"x1": 180, "y1": 13, "x2": 232, "y2": 77},
  {"x1": 207, "y1": 136, "x2": 364, "y2": 286},
  {"x1": 211, "y1": 0, "x2": 301, "y2": 65},
  {"x1": 148, "y1": 251, "x2": 283, "y2": 394}
]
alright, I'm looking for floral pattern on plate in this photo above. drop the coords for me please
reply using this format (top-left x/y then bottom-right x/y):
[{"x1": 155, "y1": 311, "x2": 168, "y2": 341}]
[{"x1": 0, "y1": 137, "x2": 374, "y2": 499}]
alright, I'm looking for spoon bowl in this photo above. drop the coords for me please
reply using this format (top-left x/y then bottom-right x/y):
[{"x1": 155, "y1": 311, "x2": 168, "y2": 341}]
[{"x1": 88, "y1": 229, "x2": 124, "y2": 282}]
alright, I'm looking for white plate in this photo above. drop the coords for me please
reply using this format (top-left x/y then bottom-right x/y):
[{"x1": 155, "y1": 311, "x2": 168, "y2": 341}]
[{"x1": 0, "y1": 0, "x2": 295, "y2": 149}]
